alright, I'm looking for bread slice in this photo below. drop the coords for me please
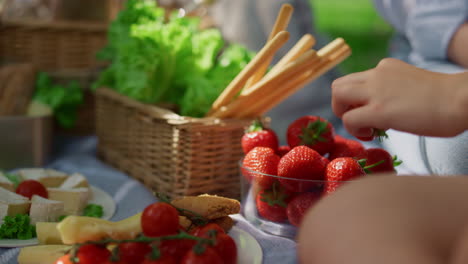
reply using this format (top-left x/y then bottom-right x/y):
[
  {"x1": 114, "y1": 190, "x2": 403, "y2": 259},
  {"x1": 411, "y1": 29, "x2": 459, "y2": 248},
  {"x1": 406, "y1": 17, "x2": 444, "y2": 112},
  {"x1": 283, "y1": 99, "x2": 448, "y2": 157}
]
[
  {"x1": 47, "y1": 187, "x2": 90, "y2": 216},
  {"x1": 171, "y1": 194, "x2": 241, "y2": 220},
  {"x1": 0, "y1": 172, "x2": 14, "y2": 192},
  {"x1": 18, "y1": 168, "x2": 68, "y2": 188},
  {"x1": 29, "y1": 195, "x2": 65, "y2": 224}
]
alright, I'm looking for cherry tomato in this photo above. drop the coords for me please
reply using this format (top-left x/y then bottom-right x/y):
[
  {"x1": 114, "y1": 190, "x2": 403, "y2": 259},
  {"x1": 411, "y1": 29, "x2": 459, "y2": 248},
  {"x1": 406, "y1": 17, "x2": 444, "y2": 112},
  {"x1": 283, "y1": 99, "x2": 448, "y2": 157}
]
[
  {"x1": 211, "y1": 234, "x2": 237, "y2": 264},
  {"x1": 142, "y1": 202, "x2": 180, "y2": 237},
  {"x1": 159, "y1": 239, "x2": 196, "y2": 262},
  {"x1": 15, "y1": 179, "x2": 48, "y2": 199},
  {"x1": 76, "y1": 244, "x2": 111, "y2": 264},
  {"x1": 118, "y1": 242, "x2": 151, "y2": 264},
  {"x1": 55, "y1": 254, "x2": 73, "y2": 264},
  {"x1": 181, "y1": 247, "x2": 223, "y2": 264},
  {"x1": 190, "y1": 223, "x2": 225, "y2": 238},
  {"x1": 103, "y1": 260, "x2": 126, "y2": 264},
  {"x1": 142, "y1": 255, "x2": 177, "y2": 264}
]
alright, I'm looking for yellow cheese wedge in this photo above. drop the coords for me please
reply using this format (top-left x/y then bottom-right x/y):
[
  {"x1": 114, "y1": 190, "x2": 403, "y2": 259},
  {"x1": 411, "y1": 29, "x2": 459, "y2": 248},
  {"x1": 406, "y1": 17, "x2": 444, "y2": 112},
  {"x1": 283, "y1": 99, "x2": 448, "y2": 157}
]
[
  {"x1": 47, "y1": 187, "x2": 90, "y2": 216},
  {"x1": 57, "y1": 213, "x2": 142, "y2": 244},
  {"x1": 36, "y1": 222, "x2": 63, "y2": 245},
  {"x1": 0, "y1": 172, "x2": 14, "y2": 192},
  {"x1": 57, "y1": 213, "x2": 192, "y2": 244},
  {"x1": 17, "y1": 245, "x2": 71, "y2": 264}
]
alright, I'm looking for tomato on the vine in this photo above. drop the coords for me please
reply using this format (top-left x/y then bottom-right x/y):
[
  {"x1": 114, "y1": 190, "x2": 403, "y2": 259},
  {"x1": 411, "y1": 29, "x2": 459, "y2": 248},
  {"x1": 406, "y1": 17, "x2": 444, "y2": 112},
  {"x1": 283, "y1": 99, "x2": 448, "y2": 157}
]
[
  {"x1": 76, "y1": 244, "x2": 111, "y2": 264},
  {"x1": 118, "y1": 242, "x2": 151, "y2": 263},
  {"x1": 190, "y1": 223, "x2": 225, "y2": 238},
  {"x1": 159, "y1": 239, "x2": 196, "y2": 262},
  {"x1": 15, "y1": 179, "x2": 48, "y2": 199},
  {"x1": 211, "y1": 233, "x2": 237, "y2": 264},
  {"x1": 55, "y1": 254, "x2": 73, "y2": 264},
  {"x1": 142, "y1": 255, "x2": 177, "y2": 264},
  {"x1": 181, "y1": 247, "x2": 223, "y2": 264},
  {"x1": 142, "y1": 202, "x2": 180, "y2": 237}
]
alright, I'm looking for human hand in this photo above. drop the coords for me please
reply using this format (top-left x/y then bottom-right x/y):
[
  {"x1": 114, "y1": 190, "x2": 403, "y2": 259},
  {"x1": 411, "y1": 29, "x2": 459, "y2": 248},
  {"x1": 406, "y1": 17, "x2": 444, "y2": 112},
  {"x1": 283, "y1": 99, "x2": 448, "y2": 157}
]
[{"x1": 331, "y1": 58, "x2": 467, "y2": 139}]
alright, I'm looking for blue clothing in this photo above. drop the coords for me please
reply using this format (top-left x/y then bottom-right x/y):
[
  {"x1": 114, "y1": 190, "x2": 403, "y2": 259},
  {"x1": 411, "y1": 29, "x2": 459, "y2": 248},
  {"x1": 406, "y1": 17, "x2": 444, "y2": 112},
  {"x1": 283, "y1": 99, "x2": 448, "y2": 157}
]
[
  {"x1": 374, "y1": 0, "x2": 467, "y2": 64},
  {"x1": 373, "y1": 0, "x2": 468, "y2": 175}
]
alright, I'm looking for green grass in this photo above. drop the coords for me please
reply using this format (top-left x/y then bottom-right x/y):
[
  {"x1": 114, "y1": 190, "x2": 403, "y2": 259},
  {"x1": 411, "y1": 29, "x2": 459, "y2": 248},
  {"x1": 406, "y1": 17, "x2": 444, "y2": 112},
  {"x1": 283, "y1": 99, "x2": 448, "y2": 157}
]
[{"x1": 310, "y1": 0, "x2": 394, "y2": 73}]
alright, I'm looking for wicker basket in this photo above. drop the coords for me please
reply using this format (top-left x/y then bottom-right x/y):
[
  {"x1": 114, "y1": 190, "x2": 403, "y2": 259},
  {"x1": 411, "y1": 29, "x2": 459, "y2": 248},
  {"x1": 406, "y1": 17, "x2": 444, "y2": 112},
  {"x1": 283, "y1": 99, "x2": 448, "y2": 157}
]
[
  {"x1": 96, "y1": 88, "x2": 256, "y2": 200},
  {"x1": 0, "y1": 19, "x2": 107, "y2": 71}
]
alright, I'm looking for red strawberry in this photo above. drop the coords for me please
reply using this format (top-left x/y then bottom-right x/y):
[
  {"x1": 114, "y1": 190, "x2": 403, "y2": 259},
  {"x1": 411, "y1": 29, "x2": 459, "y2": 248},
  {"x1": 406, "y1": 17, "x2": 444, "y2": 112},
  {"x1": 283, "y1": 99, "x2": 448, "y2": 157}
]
[
  {"x1": 241, "y1": 120, "x2": 279, "y2": 154},
  {"x1": 286, "y1": 192, "x2": 321, "y2": 227},
  {"x1": 329, "y1": 136, "x2": 366, "y2": 160},
  {"x1": 287, "y1": 116, "x2": 335, "y2": 155},
  {"x1": 242, "y1": 147, "x2": 280, "y2": 189},
  {"x1": 365, "y1": 148, "x2": 402, "y2": 173},
  {"x1": 325, "y1": 157, "x2": 366, "y2": 194},
  {"x1": 277, "y1": 145, "x2": 291, "y2": 157},
  {"x1": 256, "y1": 184, "x2": 291, "y2": 222},
  {"x1": 278, "y1": 146, "x2": 328, "y2": 192}
]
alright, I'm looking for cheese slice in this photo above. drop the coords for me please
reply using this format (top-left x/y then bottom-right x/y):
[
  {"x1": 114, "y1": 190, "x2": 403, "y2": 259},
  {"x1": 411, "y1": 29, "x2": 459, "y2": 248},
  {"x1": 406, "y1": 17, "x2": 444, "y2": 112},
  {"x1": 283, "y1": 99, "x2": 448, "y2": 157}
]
[
  {"x1": 18, "y1": 245, "x2": 71, "y2": 264},
  {"x1": 0, "y1": 187, "x2": 31, "y2": 222},
  {"x1": 18, "y1": 168, "x2": 68, "y2": 188},
  {"x1": 36, "y1": 222, "x2": 63, "y2": 245},
  {"x1": 47, "y1": 188, "x2": 90, "y2": 216},
  {"x1": 0, "y1": 172, "x2": 14, "y2": 192},
  {"x1": 29, "y1": 195, "x2": 64, "y2": 224},
  {"x1": 60, "y1": 173, "x2": 89, "y2": 189}
]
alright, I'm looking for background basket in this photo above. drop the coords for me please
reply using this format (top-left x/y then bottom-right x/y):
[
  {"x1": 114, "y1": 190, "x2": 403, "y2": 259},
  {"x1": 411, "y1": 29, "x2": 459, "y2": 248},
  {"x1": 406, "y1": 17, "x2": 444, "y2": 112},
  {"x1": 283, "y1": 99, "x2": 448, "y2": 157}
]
[
  {"x1": 0, "y1": 19, "x2": 108, "y2": 135},
  {"x1": 96, "y1": 88, "x2": 255, "y2": 200},
  {"x1": 0, "y1": 19, "x2": 107, "y2": 70}
]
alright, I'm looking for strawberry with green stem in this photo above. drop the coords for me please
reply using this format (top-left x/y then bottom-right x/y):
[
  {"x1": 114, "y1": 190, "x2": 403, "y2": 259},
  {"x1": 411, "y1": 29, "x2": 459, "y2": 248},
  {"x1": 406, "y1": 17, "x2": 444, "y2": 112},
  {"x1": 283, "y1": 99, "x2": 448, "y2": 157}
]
[
  {"x1": 325, "y1": 157, "x2": 385, "y2": 194},
  {"x1": 241, "y1": 119, "x2": 279, "y2": 154},
  {"x1": 255, "y1": 182, "x2": 291, "y2": 222},
  {"x1": 365, "y1": 148, "x2": 403, "y2": 173},
  {"x1": 278, "y1": 146, "x2": 329, "y2": 192},
  {"x1": 287, "y1": 116, "x2": 335, "y2": 155},
  {"x1": 242, "y1": 147, "x2": 280, "y2": 189},
  {"x1": 286, "y1": 192, "x2": 321, "y2": 227}
]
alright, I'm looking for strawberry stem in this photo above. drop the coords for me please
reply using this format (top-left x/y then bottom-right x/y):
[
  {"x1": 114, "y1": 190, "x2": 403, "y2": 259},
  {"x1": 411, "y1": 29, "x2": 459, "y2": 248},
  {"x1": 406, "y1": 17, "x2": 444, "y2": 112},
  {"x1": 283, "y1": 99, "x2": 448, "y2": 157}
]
[
  {"x1": 246, "y1": 119, "x2": 264, "y2": 133},
  {"x1": 357, "y1": 158, "x2": 385, "y2": 173},
  {"x1": 393, "y1": 155, "x2": 403, "y2": 167},
  {"x1": 373, "y1": 129, "x2": 389, "y2": 142},
  {"x1": 299, "y1": 119, "x2": 329, "y2": 145}
]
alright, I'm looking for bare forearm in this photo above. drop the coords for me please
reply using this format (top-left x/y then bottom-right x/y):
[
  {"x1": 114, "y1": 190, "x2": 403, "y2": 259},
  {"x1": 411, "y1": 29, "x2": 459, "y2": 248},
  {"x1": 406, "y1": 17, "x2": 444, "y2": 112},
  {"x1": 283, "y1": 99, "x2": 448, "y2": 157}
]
[
  {"x1": 447, "y1": 72, "x2": 468, "y2": 134},
  {"x1": 448, "y1": 23, "x2": 468, "y2": 69}
]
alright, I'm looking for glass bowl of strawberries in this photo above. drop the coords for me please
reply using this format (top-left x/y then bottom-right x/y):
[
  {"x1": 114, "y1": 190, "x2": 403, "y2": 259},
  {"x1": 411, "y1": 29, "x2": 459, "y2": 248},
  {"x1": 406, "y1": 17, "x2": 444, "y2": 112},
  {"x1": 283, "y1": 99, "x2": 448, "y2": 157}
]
[{"x1": 239, "y1": 116, "x2": 401, "y2": 239}]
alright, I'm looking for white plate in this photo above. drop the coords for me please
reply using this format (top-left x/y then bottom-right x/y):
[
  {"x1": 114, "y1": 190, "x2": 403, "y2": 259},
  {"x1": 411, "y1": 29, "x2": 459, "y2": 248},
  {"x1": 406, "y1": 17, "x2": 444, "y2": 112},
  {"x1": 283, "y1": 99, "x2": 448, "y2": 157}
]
[
  {"x1": 229, "y1": 226, "x2": 263, "y2": 264},
  {"x1": 0, "y1": 185, "x2": 116, "y2": 248}
]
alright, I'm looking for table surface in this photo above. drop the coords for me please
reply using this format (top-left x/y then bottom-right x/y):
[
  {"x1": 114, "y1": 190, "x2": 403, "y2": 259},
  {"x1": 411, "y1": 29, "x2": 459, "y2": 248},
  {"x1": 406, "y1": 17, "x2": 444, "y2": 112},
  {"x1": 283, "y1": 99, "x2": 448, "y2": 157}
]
[{"x1": 0, "y1": 136, "x2": 297, "y2": 264}]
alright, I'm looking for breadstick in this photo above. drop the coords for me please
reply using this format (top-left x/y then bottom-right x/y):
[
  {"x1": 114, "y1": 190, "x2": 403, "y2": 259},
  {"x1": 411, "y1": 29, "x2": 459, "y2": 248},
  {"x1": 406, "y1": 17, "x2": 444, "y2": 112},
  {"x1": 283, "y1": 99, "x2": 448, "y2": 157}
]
[
  {"x1": 212, "y1": 50, "x2": 319, "y2": 118},
  {"x1": 266, "y1": 34, "x2": 316, "y2": 77},
  {"x1": 207, "y1": 31, "x2": 290, "y2": 116},
  {"x1": 250, "y1": 45, "x2": 351, "y2": 117},
  {"x1": 317, "y1": 38, "x2": 345, "y2": 58},
  {"x1": 242, "y1": 4, "x2": 294, "y2": 93}
]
